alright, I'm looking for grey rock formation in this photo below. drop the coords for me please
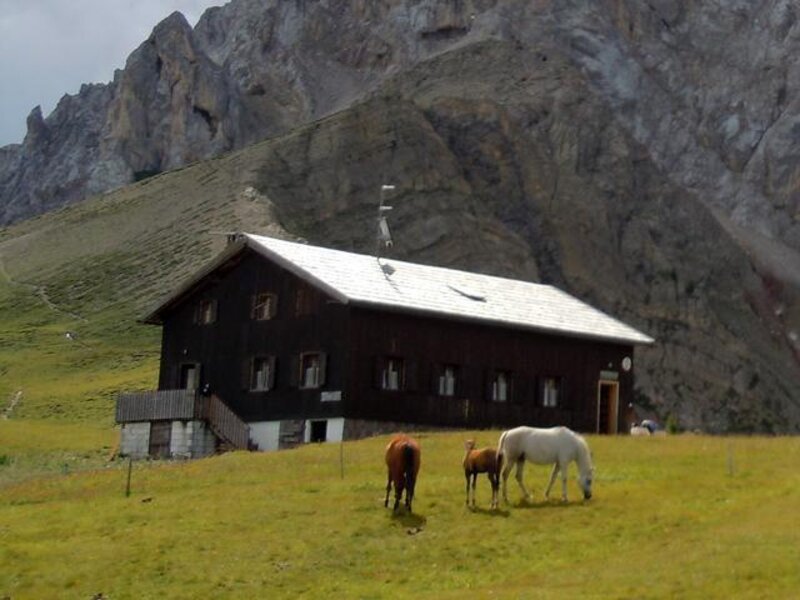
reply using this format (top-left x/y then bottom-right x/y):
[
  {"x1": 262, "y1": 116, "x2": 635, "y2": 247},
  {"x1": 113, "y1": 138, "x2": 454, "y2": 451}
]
[{"x1": 2, "y1": 0, "x2": 800, "y2": 430}]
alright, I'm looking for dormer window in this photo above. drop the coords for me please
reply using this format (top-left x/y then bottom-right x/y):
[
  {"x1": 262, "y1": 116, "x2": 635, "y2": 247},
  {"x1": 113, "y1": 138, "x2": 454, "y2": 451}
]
[
  {"x1": 251, "y1": 292, "x2": 277, "y2": 320},
  {"x1": 194, "y1": 299, "x2": 217, "y2": 325}
]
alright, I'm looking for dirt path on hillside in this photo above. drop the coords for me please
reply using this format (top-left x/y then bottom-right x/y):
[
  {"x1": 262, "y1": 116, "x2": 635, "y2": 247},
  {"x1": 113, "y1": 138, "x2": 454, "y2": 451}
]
[
  {"x1": 0, "y1": 254, "x2": 86, "y2": 322},
  {"x1": 2, "y1": 390, "x2": 22, "y2": 419}
]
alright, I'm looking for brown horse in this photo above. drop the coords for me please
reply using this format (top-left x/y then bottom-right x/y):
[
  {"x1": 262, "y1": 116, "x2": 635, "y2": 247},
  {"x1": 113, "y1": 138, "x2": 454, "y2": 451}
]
[
  {"x1": 463, "y1": 439, "x2": 502, "y2": 509},
  {"x1": 384, "y1": 434, "x2": 421, "y2": 512}
]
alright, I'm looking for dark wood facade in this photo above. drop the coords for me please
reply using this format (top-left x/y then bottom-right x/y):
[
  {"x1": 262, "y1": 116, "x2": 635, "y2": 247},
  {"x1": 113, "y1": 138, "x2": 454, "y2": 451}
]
[{"x1": 153, "y1": 247, "x2": 637, "y2": 434}]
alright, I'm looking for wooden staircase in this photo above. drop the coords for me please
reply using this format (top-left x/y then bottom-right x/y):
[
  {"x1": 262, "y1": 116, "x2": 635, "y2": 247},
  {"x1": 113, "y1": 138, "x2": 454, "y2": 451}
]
[
  {"x1": 204, "y1": 394, "x2": 250, "y2": 450},
  {"x1": 279, "y1": 419, "x2": 306, "y2": 449}
]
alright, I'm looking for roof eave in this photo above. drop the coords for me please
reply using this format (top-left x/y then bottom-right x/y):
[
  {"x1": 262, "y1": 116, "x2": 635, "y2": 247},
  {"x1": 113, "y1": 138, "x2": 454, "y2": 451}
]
[
  {"x1": 349, "y1": 299, "x2": 655, "y2": 346},
  {"x1": 140, "y1": 239, "x2": 249, "y2": 325}
]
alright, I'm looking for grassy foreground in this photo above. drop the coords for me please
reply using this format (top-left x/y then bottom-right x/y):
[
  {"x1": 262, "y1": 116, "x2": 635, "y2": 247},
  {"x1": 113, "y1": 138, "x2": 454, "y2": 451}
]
[{"x1": 1, "y1": 431, "x2": 798, "y2": 599}]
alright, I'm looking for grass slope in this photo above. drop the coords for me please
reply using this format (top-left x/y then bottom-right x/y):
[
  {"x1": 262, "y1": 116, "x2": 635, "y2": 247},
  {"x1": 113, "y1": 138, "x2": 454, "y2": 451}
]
[{"x1": 2, "y1": 432, "x2": 799, "y2": 599}]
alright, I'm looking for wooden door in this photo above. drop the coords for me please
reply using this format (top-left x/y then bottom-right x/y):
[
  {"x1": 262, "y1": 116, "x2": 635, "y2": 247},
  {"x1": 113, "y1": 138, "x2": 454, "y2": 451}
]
[
  {"x1": 596, "y1": 381, "x2": 619, "y2": 434},
  {"x1": 149, "y1": 421, "x2": 172, "y2": 458}
]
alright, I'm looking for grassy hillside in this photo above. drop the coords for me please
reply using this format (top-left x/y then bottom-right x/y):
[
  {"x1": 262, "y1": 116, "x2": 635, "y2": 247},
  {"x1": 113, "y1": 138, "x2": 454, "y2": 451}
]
[{"x1": 1, "y1": 431, "x2": 799, "y2": 599}]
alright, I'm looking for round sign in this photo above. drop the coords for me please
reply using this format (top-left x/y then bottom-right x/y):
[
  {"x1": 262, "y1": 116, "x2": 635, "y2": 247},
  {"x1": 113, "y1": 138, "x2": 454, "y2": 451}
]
[{"x1": 621, "y1": 356, "x2": 632, "y2": 372}]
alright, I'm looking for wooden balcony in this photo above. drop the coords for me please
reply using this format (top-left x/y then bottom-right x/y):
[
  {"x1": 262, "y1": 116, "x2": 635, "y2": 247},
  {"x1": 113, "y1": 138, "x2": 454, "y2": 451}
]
[
  {"x1": 116, "y1": 389, "x2": 250, "y2": 450},
  {"x1": 116, "y1": 389, "x2": 204, "y2": 423}
]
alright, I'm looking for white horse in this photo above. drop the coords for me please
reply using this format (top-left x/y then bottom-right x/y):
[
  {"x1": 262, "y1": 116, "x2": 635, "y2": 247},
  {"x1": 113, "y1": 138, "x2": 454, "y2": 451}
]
[{"x1": 497, "y1": 426, "x2": 594, "y2": 503}]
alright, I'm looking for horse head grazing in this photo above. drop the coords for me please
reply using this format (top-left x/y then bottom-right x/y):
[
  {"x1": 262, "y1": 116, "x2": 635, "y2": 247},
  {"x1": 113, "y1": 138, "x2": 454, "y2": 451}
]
[
  {"x1": 575, "y1": 435, "x2": 594, "y2": 500},
  {"x1": 384, "y1": 434, "x2": 421, "y2": 513}
]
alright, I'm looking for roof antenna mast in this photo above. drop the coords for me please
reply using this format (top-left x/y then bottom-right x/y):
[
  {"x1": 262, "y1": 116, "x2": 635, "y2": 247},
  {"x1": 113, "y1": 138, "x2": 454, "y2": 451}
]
[{"x1": 376, "y1": 184, "x2": 395, "y2": 260}]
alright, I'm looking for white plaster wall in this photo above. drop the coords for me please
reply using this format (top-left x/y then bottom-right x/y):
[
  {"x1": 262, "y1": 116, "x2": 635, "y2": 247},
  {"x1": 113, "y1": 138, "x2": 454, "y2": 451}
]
[
  {"x1": 327, "y1": 418, "x2": 344, "y2": 442},
  {"x1": 303, "y1": 418, "x2": 344, "y2": 443},
  {"x1": 249, "y1": 421, "x2": 281, "y2": 451},
  {"x1": 170, "y1": 421, "x2": 192, "y2": 458},
  {"x1": 191, "y1": 421, "x2": 217, "y2": 457},
  {"x1": 120, "y1": 423, "x2": 150, "y2": 459}
]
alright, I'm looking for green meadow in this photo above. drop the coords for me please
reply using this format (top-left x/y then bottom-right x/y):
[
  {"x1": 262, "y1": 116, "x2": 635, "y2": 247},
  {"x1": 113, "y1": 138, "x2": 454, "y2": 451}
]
[
  {"x1": 1, "y1": 158, "x2": 799, "y2": 599},
  {"x1": 1, "y1": 430, "x2": 799, "y2": 599}
]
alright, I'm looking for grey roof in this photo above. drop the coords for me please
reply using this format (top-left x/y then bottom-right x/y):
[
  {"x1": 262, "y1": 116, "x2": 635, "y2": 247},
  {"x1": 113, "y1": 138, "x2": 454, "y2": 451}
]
[{"x1": 232, "y1": 234, "x2": 654, "y2": 346}]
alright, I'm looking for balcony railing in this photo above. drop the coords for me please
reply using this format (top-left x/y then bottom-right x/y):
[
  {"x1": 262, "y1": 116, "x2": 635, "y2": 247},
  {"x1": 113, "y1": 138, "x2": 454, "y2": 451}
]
[{"x1": 116, "y1": 389, "x2": 203, "y2": 423}]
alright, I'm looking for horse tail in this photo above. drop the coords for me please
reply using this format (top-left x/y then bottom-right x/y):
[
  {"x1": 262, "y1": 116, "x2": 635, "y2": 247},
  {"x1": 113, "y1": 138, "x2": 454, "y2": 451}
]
[
  {"x1": 496, "y1": 430, "x2": 509, "y2": 474},
  {"x1": 403, "y1": 444, "x2": 416, "y2": 486},
  {"x1": 403, "y1": 443, "x2": 417, "y2": 508}
]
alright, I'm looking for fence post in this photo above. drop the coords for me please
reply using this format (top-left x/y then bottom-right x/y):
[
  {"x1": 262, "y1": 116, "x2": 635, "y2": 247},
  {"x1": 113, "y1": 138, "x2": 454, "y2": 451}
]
[{"x1": 125, "y1": 457, "x2": 133, "y2": 497}]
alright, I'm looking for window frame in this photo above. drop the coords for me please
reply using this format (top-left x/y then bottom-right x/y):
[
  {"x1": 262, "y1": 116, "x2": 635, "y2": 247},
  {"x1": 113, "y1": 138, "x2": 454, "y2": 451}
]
[
  {"x1": 542, "y1": 376, "x2": 561, "y2": 408},
  {"x1": 249, "y1": 355, "x2": 276, "y2": 392},
  {"x1": 299, "y1": 351, "x2": 327, "y2": 389},
  {"x1": 437, "y1": 364, "x2": 458, "y2": 397},
  {"x1": 491, "y1": 370, "x2": 512, "y2": 403},
  {"x1": 251, "y1": 292, "x2": 278, "y2": 321},
  {"x1": 381, "y1": 357, "x2": 405, "y2": 391},
  {"x1": 194, "y1": 298, "x2": 218, "y2": 325}
]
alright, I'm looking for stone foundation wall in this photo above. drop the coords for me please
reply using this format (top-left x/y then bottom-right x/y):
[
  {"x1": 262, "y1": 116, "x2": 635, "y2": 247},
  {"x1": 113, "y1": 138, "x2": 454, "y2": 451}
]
[{"x1": 120, "y1": 422, "x2": 150, "y2": 458}]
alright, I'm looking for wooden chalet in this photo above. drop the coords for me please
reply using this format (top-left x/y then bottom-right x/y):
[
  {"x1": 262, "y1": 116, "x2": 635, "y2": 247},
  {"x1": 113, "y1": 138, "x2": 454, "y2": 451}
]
[{"x1": 116, "y1": 233, "x2": 654, "y2": 458}]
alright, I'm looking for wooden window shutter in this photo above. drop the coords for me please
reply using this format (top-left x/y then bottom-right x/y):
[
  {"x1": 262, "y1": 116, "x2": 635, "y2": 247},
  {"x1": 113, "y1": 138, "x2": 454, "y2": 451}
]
[
  {"x1": 210, "y1": 299, "x2": 218, "y2": 323},
  {"x1": 289, "y1": 355, "x2": 300, "y2": 388},
  {"x1": 269, "y1": 294, "x2": 278, "y2": 319},
  {"x1": 318, "y1": 352, "x2": 328, "y2": 387},
  {"x1": 250, "y1": 294, "x2": 258, "y2": 319},
  {"x1": 193, "y1": 303, "x2": 201, "y2": 324},
  {"x1": 405, "y1": 359, "x2": 417, "y2": 392},
  {"x1": 373, "y1": 356, "x2": 385, "y2": 389},
  {"x1": 242, "y1": 358, "x2": 252, "y2": 390},
  {"x1": 268, "y1": 356, "x2": 277, "y2": 390}
]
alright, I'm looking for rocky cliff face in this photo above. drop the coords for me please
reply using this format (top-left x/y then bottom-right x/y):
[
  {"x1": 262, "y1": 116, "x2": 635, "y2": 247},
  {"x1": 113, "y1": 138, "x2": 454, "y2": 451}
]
[{"x1": 2, "y1": 0, "x2": 800, "y2": 430}]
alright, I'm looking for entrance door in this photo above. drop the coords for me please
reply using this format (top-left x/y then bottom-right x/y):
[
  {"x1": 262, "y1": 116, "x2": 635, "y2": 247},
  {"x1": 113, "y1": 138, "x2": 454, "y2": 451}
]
[
  {"x1": 180, "y1": 364, "x2": 199, "y2": 390},
  {"x1": 596, "y1": 381, "x2": 620, "y2": 434},
  {"x1": 310, "y1": 420, "x2": 327, "y2": 443},
  {"x1": 149, "y1": 421, "x2": 172, "y2": 458}
]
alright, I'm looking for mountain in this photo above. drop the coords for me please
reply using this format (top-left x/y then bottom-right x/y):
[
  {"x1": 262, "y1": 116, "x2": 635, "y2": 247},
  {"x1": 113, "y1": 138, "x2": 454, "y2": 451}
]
[{"x1": 2, "y1": 0, "x2": 800, "y2": 431}]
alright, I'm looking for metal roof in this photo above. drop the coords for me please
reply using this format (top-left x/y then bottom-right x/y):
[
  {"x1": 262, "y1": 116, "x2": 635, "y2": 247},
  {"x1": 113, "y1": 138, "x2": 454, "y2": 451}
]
[{"x1": 235, "y1": 233, "x2": 654, "y2": 346}]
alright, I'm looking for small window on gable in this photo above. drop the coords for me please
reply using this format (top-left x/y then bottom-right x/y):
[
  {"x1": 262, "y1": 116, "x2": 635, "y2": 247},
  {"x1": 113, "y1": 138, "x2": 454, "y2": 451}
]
[
  {"x1": 194, "y1": 299, "x2": 217, "y2": 325},
  {"x1": 438, "y1": 365, "x2": 458, "y2": 397},
  {"x1": 491, "y1": 370, "x2": 511, "y2": 402},
  {"x1": 250, "y1": 356, "x2": 276, "y2": 391},
  {"x1": 294, "y1": 285, "x2": 316, "y2": 317},
  {"x1": 543, "y1": 377, "x2": 560, "y2": 407},
  {"x1": 299, "y1": 352, "x2": 327, "y2": 389},
  {"x1": 381, "y1": 357, "x2": 405, "y2": 391},
  {"x1": 252, "y1": 292, "x2": 277, "y2": 320}
]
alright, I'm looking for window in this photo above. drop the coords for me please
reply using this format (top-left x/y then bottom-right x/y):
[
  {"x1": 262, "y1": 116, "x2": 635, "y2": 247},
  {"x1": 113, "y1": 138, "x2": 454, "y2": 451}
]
[
  {"x1": 543, "y1": 377, "x2": 560, "y2": 407},
  {"x1": 438, "y1": 365, "x2": 457, "y2": 397},
  {"x1": 194, "y1": 299, "x2": 217, "y2": 324},
  {"x1": 250, "y1": 356, "x2": 276, "y2": 391},
  {"x1": 180, "y1": 364, "x2": 200, "y2": 391},
  {"x1": 294, "y1": 285, "x2": 315, "y2": 316},
  {"x1": 492, "y1": 371, "x2": 511, "y2": 402},
  {"x1": 251, "y1": 293, "x2": 277, "y2": 320},
  {"x1": 381, "y1": 358, "x2": 405, "y2": 391},
  {"x1": 299, "y1": 352, "x2": 326, "y2": 389}
]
